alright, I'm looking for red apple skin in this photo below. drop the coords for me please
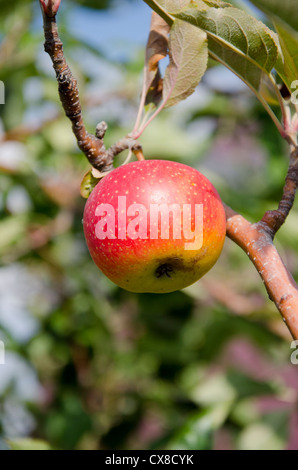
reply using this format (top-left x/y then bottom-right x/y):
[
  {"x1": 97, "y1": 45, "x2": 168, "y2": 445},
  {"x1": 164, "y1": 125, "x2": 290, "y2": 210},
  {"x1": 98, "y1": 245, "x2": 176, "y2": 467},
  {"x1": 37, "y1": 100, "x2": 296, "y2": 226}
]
[{"x1": 83, "y1": 160, "x2": 226, "y2": 293}]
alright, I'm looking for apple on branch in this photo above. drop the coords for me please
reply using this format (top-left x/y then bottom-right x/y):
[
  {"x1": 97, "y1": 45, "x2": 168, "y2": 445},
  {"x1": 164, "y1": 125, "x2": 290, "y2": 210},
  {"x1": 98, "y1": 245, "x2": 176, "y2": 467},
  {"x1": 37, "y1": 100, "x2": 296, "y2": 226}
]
[{"x1": 83, "y1": 160, "x2": 226, "y2": 294}]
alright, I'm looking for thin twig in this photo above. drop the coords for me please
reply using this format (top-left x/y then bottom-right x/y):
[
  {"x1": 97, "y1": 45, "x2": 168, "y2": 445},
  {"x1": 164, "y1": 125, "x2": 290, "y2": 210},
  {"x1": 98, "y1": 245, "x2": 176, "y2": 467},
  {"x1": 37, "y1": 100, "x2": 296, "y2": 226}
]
[{"x1": 261, "y1": 147, "x2": 298, "y2": 238}]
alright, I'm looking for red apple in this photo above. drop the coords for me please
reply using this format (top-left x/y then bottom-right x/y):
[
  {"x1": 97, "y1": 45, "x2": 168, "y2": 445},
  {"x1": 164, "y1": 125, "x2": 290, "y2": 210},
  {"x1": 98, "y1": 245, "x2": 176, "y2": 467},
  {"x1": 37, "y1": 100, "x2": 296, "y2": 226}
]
[{"x1": 83, "y1": 160, "x2": 226, "y2": 293}]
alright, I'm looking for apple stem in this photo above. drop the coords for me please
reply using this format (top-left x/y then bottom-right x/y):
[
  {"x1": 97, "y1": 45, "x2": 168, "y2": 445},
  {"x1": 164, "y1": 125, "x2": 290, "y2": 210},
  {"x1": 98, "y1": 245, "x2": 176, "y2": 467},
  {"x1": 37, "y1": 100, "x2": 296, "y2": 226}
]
[{"x1": 133, "y1": 149, "x2": 145, "y2": 161}]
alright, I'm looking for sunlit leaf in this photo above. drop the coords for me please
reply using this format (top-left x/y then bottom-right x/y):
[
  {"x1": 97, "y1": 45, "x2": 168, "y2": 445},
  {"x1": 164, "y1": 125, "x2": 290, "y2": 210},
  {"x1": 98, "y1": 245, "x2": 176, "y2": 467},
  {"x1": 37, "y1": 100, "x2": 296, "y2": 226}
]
[
  {"x1": 175, "y1": 6, "x2": 278, "y2": 73},
  {"x1": 144, "y1": 0, "x2": 190, "y2": 17},
  {"x1": 172, "y1": 4, "x2": 280, "y2": 124},
  {"x1": 202, "y1": 0, "x2": 232, "y2": 6}
]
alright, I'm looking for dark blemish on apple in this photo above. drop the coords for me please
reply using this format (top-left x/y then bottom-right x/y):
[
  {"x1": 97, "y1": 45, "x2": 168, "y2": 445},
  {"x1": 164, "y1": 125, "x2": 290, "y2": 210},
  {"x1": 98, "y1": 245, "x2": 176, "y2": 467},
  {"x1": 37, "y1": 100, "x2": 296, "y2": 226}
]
[
  {"x1": 155, "y1": 257, "x2": 186, "y2": 278},
  {"x1": 155, "y1": 264, "x2": 174, "y2": 278},
  {"x1": 155, "y1": 251, "x2": 207, "y2": 279}
]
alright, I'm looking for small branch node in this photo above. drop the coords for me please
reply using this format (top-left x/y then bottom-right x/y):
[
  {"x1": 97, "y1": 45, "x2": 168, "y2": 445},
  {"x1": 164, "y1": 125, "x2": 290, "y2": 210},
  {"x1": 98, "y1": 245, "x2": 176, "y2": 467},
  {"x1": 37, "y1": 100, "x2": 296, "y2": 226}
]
[
  {"x1": 96, "y1": 121, "x2": 108, "y2": 140},
  {"x1": 40, "y1": 0, "x2": 61, "y2": 18}
]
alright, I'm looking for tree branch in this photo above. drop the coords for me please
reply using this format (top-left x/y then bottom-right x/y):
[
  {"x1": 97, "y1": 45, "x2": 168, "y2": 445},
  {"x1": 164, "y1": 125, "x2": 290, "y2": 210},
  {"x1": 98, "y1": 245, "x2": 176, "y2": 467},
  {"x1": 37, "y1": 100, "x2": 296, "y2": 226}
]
[
  {"x1": 40, "y1": 3, "x2": 143, "y2": 172},
  {"x1": 261, "y1": 148, "x2": 298, "y2": 238},
  {"x1": 41, "y1": 7, "x2": 111, "y2": 171},
  {"x1": 225, "y1": 205, "x2": 298, "y2": 340}
]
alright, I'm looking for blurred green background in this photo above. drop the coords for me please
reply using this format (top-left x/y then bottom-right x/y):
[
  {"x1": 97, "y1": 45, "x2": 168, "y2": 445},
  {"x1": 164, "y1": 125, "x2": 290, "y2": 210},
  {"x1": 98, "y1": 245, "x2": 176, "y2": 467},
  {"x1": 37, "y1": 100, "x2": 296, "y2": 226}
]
[{"x1": 0, "y1": 0, "x2": 298, "y2": 451}]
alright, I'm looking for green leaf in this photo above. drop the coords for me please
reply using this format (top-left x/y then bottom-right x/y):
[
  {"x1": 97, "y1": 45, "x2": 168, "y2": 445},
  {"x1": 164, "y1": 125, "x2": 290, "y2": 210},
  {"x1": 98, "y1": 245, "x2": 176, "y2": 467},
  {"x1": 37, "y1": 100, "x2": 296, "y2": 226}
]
[
  {"x1": 175, "y1": 6, "x2": 278, "y2": 74},
  {"x1": 0, "y1": 215, "x2": 28, "y2": 256},
  {"x1": 227, "y1": 370, "x2": 279, "y2": 399},
  {"x1": 80, "y1": 168, "x2": 102, "y2": 199},
  {"x1": 202, "y1": 36, "x2": 281, "y2": 129},
  {"x1": 163, "y1": 19, "x2": 208, "y2": 108},
  {"x1": 237, "y1": 410, "x2": 289, "y2": 450},
  {"x1": 189, "y1": 373, "x2": 237, "y2": 405},
  {"x1": 274, "y1": 23, "x2": 298, "y2": 92},
  {"x1": 6, "y1": 438, "x2": 52, "y2": 451},
  {"x1": 207, "y1": 35, "x2": 263, "y2": 91},
  {"x1": 248, "y1": 1, "x2": 298, "y2": 93},
  {"x1": 249, "y1": 0, "x2": 298, "y2": 32},
  {"x1": 173, "y1": 4, "x2": 282, "y2": 128},
  {"x1": 168, "y1": 403, "x2": 232, "y2": 450}
]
